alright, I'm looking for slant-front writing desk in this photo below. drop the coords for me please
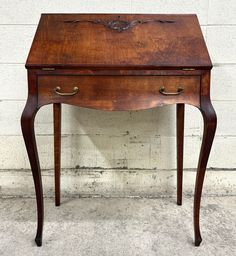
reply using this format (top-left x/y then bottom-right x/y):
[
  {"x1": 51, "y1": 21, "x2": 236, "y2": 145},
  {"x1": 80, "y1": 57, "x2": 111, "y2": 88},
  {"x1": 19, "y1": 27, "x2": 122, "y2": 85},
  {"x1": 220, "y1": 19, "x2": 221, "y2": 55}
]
[{"x1": 21, "y1": 14, "x2": 217, "y2": 246}]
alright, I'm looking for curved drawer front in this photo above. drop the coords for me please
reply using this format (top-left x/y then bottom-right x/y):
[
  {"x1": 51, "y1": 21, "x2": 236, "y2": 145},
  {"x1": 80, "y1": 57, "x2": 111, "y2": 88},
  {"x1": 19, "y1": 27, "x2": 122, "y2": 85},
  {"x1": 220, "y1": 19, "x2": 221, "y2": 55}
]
[{"x1": 37, "y1": 75, "x2": 200, "y2": 110}]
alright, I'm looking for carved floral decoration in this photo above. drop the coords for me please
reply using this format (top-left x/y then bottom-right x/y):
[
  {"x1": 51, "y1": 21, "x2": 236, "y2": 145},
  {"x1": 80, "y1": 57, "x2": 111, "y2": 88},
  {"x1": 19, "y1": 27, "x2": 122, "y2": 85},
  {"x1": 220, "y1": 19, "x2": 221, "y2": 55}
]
[{"x1": 64, "y1": 16, "x2": 175, "y2": 32}]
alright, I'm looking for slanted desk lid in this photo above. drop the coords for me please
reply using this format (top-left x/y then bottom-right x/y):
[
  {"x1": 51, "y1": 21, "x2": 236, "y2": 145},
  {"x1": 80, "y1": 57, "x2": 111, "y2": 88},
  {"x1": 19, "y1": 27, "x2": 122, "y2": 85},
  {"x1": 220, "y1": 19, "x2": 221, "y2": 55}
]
[{"x1": 26, "y1": 14, "x2": 212, "y2": 70}]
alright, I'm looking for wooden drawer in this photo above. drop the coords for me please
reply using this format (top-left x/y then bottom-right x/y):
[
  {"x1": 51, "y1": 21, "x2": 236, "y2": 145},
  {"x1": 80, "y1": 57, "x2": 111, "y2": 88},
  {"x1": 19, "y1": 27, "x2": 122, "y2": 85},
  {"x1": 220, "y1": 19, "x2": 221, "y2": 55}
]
[{"x1": 37, "y1": 75, "x2": 200, "y2": 110}]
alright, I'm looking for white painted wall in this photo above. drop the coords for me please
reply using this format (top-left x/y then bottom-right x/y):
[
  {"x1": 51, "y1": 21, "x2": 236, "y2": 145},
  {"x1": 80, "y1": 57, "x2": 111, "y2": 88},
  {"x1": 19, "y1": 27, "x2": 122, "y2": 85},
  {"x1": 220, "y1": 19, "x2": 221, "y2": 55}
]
[{"x1": 0, "y1": 1, "x2": 236, "y2": 197}]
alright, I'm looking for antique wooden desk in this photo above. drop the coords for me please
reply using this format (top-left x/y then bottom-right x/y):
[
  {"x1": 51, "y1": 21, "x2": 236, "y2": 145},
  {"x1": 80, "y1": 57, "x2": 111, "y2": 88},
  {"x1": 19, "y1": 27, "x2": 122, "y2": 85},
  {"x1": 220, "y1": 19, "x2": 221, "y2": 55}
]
[{"x1": 21, "y1": 14, "x2": 217, "y2": 247}]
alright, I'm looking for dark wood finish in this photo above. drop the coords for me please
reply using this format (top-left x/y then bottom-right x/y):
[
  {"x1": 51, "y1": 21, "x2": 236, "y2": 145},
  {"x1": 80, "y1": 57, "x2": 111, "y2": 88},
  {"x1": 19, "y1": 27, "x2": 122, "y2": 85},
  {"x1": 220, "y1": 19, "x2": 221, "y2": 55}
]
[
  {"x1": 176, "y1": 104, "x2": 185, "y2": 205},
  {"x1": 21, "y1": 14, "x2": 216, "y2": 247},
  {"x1": 53, "y1": 103, "x2": 61, "y2": 206},
  {"x1": 21, "y1": 70, "x2": 44, "y2": 246},
  {"x1": 26, "y1": 14, "x2": 212, "y2": 70},
  {"x1": 38, "y1": 75, "x2": 200, "y2": 109},
  {"x1": 37, "y1": 69, "x2": 203, "y2": 76},
  {"x1": 194, "y1": 72, "x2": 217, "y2": 246}
]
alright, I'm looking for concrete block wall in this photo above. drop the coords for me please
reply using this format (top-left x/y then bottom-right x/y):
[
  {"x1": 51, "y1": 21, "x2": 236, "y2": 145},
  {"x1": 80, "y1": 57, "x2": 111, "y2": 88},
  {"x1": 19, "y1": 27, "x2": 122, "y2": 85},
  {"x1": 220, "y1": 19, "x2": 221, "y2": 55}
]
[{"x1": 0, "y1": 1, "x2": 236, "y2": 197}]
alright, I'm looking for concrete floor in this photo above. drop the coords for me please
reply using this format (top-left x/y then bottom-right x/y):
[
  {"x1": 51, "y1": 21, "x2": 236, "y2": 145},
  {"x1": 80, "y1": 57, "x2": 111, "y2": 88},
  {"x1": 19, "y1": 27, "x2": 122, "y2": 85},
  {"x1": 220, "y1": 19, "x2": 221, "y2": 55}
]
[{"x1": 0, "y1": 197, "x2": 235, "y2": 256}]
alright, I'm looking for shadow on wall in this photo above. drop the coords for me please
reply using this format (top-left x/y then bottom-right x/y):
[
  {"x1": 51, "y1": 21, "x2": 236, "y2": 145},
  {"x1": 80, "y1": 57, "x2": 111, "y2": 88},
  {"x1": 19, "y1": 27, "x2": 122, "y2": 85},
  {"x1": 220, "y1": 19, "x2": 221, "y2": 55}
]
[
  {"x1": 63, "y1": 105, "x2": 176, "y2": 170},
  {"x1": 33, "y1": 103, "x2": 202, "y2": 196}
]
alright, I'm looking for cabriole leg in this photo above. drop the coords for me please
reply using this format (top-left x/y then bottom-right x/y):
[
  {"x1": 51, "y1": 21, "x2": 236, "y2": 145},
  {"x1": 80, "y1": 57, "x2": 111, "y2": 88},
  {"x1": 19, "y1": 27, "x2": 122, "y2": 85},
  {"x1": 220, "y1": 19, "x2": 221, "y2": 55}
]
[
  {"x1": 194, "y1": 97, "x2": 217, "y2": 246},
  {"x1": 21, "y1": 97, "x2": 44, "y2": 247}
]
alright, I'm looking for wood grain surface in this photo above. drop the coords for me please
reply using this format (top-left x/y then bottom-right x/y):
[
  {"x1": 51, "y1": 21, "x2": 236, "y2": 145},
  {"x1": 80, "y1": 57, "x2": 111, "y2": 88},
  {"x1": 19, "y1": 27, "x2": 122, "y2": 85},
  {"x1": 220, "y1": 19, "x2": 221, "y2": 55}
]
[
  {"x1": 38, "y1": 75, "x2": 200, "y2": 109},
  {"x1": 26, "y1": 14, "x2": 212, "y2": 69}
]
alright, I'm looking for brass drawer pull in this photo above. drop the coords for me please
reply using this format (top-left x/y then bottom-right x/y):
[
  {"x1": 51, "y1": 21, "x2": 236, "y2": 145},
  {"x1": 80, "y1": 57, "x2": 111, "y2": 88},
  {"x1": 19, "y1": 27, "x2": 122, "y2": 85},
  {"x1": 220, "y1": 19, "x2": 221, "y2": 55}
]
[
  {"x1": 54, "y1": 86, "x2": 79, "y2": 96},
  {"x1": 159, "y1": 86, "x2": 183, "y2": 96}
]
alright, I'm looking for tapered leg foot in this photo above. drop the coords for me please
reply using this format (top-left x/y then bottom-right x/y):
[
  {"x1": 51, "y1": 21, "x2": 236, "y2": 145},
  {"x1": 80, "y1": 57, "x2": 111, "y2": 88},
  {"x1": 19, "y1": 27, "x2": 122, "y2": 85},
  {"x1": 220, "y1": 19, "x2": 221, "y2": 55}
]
[
  {"x1": 177, "y1": 104, "x2": 184, "y2": 206},
  {"x1": 177, "y1": 200, "x2": 182, "y2": 206},
  {"x1": 195, "y1": 235, "x2": 202, "y2": 246},
  {"x1": 35, "y1": 236, "x2": 42, "y2": 247}
]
